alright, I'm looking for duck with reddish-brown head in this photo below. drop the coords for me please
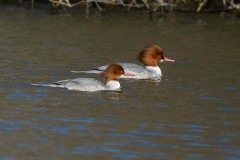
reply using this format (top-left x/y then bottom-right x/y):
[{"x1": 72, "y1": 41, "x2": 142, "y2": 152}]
[
  {"x1": 72, "y1": 45, "x2": 175, "y2": 80},
  {"x1": 31, "y1": 64, "x2": 126, "y2": 92}
]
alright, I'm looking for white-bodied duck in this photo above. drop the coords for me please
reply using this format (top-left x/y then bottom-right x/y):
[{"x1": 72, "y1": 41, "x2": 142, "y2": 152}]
[
  {"x1": 72, "y1": 45, "x2": 175, "y2": 80},
  {"x1": 31, "y1": 64, "x2": 126, "y2": 92}
]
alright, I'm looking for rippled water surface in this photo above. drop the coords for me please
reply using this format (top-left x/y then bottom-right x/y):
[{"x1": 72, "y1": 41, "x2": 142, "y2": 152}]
[{"x1": 0, "y1": 4, "x2": 240, "y2": 160}]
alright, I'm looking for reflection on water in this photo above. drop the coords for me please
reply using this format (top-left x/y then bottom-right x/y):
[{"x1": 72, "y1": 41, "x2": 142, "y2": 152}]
[{"x1": 0, "y1": 4, "x2": 240, "y2": 160}]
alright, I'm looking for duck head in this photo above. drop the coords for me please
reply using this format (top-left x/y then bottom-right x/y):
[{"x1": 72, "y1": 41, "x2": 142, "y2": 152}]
[
  {"x1": 102, "y1": 64, "x2": 125, "y2": 81},
  {"x1": 138, "y1": 44, "x2": 175, "y2": 66}
]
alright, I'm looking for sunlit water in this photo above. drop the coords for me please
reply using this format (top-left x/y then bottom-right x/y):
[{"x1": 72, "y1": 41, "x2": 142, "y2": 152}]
[{"x1": 0, "y1": 4, "x2": 240, "y2": 160}]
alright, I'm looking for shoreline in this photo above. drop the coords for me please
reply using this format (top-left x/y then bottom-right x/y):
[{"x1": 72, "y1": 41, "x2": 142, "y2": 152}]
[{"x1": 0, "y1": 0, "x2": 239, "y2": 16}]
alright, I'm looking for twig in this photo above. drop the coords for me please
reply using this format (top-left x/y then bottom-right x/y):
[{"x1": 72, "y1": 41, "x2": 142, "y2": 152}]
[
  {"x1": 228, "y1": 0, "x2": 240, "y2": 10},
  {"x1": 197, "y1": 0, "x2": 208, "y2": 12},
  {"x1": 49, "y1": 0, "x2": 84, "y2": 8}
]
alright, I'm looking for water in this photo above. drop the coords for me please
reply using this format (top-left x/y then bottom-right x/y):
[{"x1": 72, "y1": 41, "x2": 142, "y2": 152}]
[{"x1": 0, "y1": 4, "x2": 240, "y2": 160}]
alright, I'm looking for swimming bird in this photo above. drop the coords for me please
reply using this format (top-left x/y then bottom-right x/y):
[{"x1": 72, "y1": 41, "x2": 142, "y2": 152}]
[
  {"x1": 31, "y1": 64, "x2": 126, "y2": 92},
  {"x1": 72, "y1": 45, "x2": 175, "y2": 80}
]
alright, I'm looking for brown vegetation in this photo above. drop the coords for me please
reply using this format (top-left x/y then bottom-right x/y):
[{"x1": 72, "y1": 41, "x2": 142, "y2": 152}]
[
  {"x1": 2, "y1": 0, "x2": 240, "y2": 14},
  {"x1": 48, "y1": 0, "x2": 240, "y2": 13}
]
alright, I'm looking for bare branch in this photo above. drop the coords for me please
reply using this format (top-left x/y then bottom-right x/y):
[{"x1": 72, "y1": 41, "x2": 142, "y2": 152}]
[{"x1": 197, "y1": 0, "x2": 208, "y2": 12}]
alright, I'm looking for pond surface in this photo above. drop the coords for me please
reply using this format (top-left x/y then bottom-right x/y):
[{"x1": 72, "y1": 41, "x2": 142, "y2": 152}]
[{"x1": 0, "y1": 4, "x2": 240, "y2": 160}]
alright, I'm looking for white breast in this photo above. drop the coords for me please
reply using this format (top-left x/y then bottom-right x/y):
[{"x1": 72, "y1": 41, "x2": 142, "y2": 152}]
[
  {"x1": 105, "y1": 80, "x2": 121, "y2": 90},
  {"x1": 145, "y1": 66, "x2": 162, "y2": 76}
]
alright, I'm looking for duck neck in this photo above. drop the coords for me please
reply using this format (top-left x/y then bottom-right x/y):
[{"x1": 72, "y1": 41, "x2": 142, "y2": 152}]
[{"x1": 145, "y1": 66, "x2": 162, "y2": 75}]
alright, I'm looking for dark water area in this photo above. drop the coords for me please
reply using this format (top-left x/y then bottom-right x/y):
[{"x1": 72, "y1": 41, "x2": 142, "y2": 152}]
[{"x1": 0, "y1": 4, "x2": 240, "y2": 160}]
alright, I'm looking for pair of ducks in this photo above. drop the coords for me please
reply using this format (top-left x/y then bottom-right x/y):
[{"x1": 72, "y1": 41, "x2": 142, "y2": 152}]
[{"x1": 32, "y1": 45, "x2": 175, "y2": 92}]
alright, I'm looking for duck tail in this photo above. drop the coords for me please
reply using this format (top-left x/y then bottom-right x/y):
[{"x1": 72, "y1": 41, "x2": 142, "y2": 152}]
[{"x1": 30, "y1": 83, "x2": 61, "y2": 88}]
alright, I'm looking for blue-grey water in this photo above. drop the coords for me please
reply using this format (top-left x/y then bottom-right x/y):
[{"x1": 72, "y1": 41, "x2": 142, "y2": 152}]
[{"x1": 0, "y1": 4, "x2": 240, "y2": 160}]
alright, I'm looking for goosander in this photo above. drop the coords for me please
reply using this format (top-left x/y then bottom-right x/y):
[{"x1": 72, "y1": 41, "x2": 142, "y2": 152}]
[
  {"x1": 72, "y1": 45, "x2": 175, "y2": 80},
  {"x1": 31, "y1": 64, "x2": 126, "y2": 92}
]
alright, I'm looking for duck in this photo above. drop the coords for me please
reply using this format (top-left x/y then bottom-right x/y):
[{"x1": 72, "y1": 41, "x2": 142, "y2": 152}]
[
  {"x1": 31, "y1": 64, "x2": 126, "y2": 92},
  {"x1": 71, "y1": 45, "x2": 175, "y2": 80}
]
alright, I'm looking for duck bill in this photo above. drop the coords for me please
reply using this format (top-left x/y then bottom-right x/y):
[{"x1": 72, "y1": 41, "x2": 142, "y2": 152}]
[
  {"x1": 163, "y1": 57, "x2": 175, "y2": 62},
  {"x1": 123, "y1": 73, "x2": 135, "y2": 76}
]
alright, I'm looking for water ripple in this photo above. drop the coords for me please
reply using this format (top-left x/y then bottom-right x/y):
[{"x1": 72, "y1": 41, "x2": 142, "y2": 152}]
[
  {"x1": 0, "y1": 156, "x2": 14, "y2": 160},
  {"x1": 50, "y1": 125, "x2": 86, "y2": 135},
  {"x1": 0, "y1": 124, "x2": 20, "y2": 131},
  {"x1": 177, "y1": 86, "x2": 192, "y2": 90},
  {"x1": 186, "y1": 142, "x2": 210, "y2": 147},
  {"x1": 0, "y1": 119, "x2": 32, "y2": 125},
  {"x1": 106, "y1": 133, "x2": 138, "y2": 139},
  {"x1": 132, "y1": 140, "x2": 177, "y2": 149},
  {"x1": 129, "y1": 130, "x2": 200, "y2": 140},
  {"x1": 71, "y1": 146, "x2": 121, "y2": 155},
  {"x1": 224, "y1": 87, "x2": 238, "y2": 91},
  {"x1": 6, "y1": 90, "x2": 47, "y2": 101},
  {"x1": 218, "y1": 107, "x2": 239, "y2": 111},
  {"x1": 197, "y1": 96, "x2": 221, "y2": 101},
  {"x1": 114, "y1": 153, "x2": 137, "y2": 159},
  {"x1": 42, "y1": 116, "x2": 96, "y2": 123}
]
